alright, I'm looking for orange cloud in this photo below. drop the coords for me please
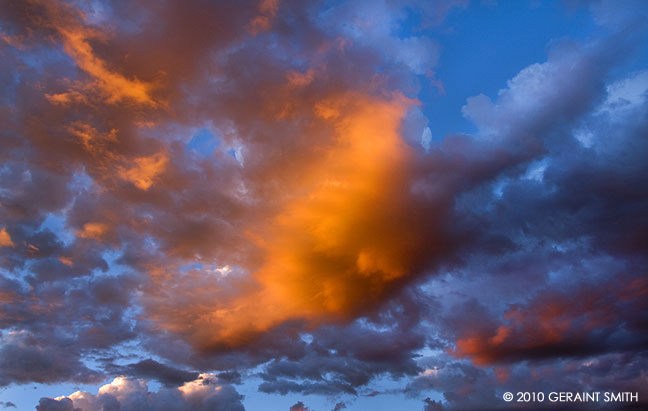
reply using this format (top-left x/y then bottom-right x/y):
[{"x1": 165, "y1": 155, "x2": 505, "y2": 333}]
[
  {"x1": 58, "y1": 256, "x2": 74, "y2": 266},
  {"x1": 146, "y1": 92, "x2": 440, "y2": 349},
  {"x1": 0, "y1": 290, "x2": 17, "y2": 304},
  {"x1": 29, "y1": 0, "x2": 158, "y2": 106},
  {"x1": 0, "y1": 227, "x2": 14, "y2": 247},
  {"x1": 249, "y1": 0, "x2": 279, "y2": 34},
  {"x1": 45, "y1": 90, "x2": 88, "y2": 105},
  {"x1": 118, "y1": 152, "x2": 168, "y2": 190},
  {"x1": 67, "y1": 122, "x2": 118, "y2": 155},
  {"x1": 3, "y1": 0, "x2": 458, "y2": 357},
  {"x1": 448, "y1": 278, "x2": 646, "y2": 365},
  {"x1": 286, "y1": 69, "x2": 315, "y2": 88},
  {"x1": 76, "y1": 222, "x2": 110, "y2": 241},
  {"x1": 56, "y1": 27, "x2": 157, "y2": 105}
]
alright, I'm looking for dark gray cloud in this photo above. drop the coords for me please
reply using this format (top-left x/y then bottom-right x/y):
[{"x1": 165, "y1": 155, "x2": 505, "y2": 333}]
[
  {"x1": 289, "y1": 401, "x2": 309, "y2": 411},
  {"x1": 423, "y1": 398, "x2": 444, "y2": 411},
  {"x1": 408, "y1": 350, "x2": 648, "y2": 411},
  {"x1": 124, "y1": 359, "x2": 199, "y2": 387},
  {"x1": 256, "y1": 289, "x2": 433, "y2": 396},
  {"x1": 0, "y1": 271, "x2": 138, "y2": 386},
  {"x1": 36, "y1": 398, "x2": 78, "y2": 411},
  {"x1": 0, "y1": 331, "x2": 102, "y2": 386}
]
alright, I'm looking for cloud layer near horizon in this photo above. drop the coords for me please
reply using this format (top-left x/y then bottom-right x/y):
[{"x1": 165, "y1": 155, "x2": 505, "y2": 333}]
[{"x1": 1, "y1": 0, "x2": 647, "y2": 410}]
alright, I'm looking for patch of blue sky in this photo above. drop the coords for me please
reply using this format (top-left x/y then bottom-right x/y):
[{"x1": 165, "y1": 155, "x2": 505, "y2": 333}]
[
  {"x1": 187, "y1": 128, "x2": 220, "y2": 158},
  {"x1": 0, "y1": 381, "x2": 105, "y2": 411},
  {"x1": 180, "y1": 262, "x2": 203, "y2": 273},
  {"x1": 417, "y1": 1, "x2": 597, "y2": 140},
  {"x1": 2, "y1": 264, "x2": 36, "y2": 289},
  {"x1": 20, "y1": 45, "x2": 76, "y2": 76},
  {"x1": 101, "y1": 248, "x2": 130, "y2": 275},
  {"x1": 69, "y1": 169, "x2": 95, "y2": 194},
  {"x1": 142, "y1": 236, "x2": 160, "y2": 253},
  {"x1": 38, "y1": 213, "x2": 75, "y2": 246},
  {"x1": 227, "y1": 144, "x2": 245, "y2": 165}
]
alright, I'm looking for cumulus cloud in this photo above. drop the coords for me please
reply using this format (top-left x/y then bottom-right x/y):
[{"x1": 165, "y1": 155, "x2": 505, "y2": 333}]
[
  {"x1": 37, "y1": 374, "x2": 244, "y2": 411},
  {"x1": 289, "y1": 401, "x2": 310, "y2": 411}
]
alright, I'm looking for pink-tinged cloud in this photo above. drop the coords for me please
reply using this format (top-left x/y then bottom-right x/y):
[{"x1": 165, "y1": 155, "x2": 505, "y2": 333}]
[{"x1": 450, "y1": 276, "x2": 648, "y2": 365}]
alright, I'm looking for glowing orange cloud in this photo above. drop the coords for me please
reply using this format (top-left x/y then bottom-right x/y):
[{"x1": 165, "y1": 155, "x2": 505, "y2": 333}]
[
  {"x1": 30, "y1": 0, "x2": 159, "y2": 106},
  {"x1": 76, "y1": 222, "x2": 110, "y2": 241},
  {"x1": 118, "y1": 152, "x2": 169, "y2": 190},
  {"x1": 147, "y1": 92, "x2": 438, "y2": 348},
  {"x1": 58, "y1": 256, "x2": 74, "y2": 266},
  {"x1": 0, "y1": 227, "x2": 14, "y2": 248},
  {"x1": 67, "y1": 122, "x2": 118, "y2": 155},
  {"x1": 57, "y1": 28, "x2": 157, "y2": 105}
]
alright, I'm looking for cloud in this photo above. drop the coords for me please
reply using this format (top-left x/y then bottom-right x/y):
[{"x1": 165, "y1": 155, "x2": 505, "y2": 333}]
[
  {"x1": 152, "y1": 92, "x2": 444, "y2": 348},
  {"x1": 448, "y1": 275, "x2": 648, "y2": 365},
  {"x1": 252, "y1": 288, "x2": 432, "y2": 395},
  {"x1": 0, "y1": 331, "x2": 102, "y2": 386},
  {"x1": 590, "y1": 0, "x2": 648, "y2": 30},
  {"x1": 124, "y1": 359, "x2": 199, "y2": 387},
  {"x1": 289, "y1": 401, "x2": 309, "y2": 411},
  {"x1": 2, "y1": 0, "x2": 467, "y2": 390},
  {"x1": 461, "y1": 40, "x2": 613, "y2": 141},
  {"x1": 0, "y1": 271, "x2": 139, "y2": 385},
  {"x1": 0, "y1": 228, "x2": 14, "y2": 248},
  {"x1": 407, "y1": 351, "x2": 648, "y2": 411},
  {"x1": 1, "y1": 0, "x2": 648, "y2": 408},
  {"x1": 402, "y1": 34, "x2": 648, "y2": 409},
  {"x1": 423, "y1": 398, "x2": 444, "y2": 411},
  {"x1": 37, "y1": 374, "x2": 244, "y2": 411},
  {"x1": 117, "y1": 152, "x2": 168, "y2": 190},
  {"x1": 11, "y1": 0, "x2": 159, "y2": 106},
  {"x1": 248, "y1": 0, "x2": 280, "y2": 35}
]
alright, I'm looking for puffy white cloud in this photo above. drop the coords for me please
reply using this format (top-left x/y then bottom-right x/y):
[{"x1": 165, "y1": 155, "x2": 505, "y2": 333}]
[
  {"x1": 597, "y1": 70, "x2": 648, "y2": 117},
  {"x1": 38, "y1": 374, "x2": 244, "y2": 411},
  {"x1": 462, "y1": 42, "x2": 612, "y2": 140}
]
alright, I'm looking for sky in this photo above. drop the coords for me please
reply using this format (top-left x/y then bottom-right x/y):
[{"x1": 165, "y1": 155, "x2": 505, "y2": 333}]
[{"x1": 0, "y1": 0, "x2": 647, "y2": 410}]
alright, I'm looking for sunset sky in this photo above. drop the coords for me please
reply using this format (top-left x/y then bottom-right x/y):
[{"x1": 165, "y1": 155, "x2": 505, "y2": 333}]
[{"x1": 1, "y1": 0, "x2": 647, "y2": 410}]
